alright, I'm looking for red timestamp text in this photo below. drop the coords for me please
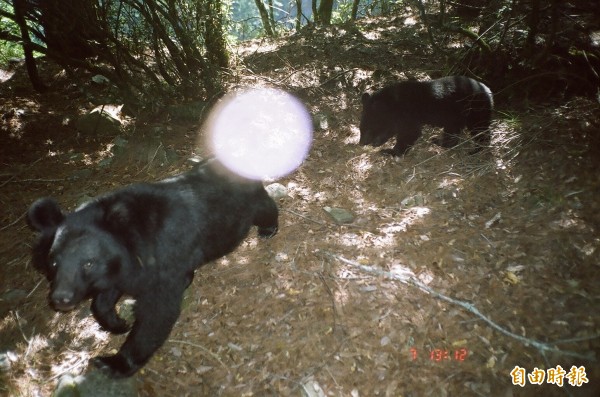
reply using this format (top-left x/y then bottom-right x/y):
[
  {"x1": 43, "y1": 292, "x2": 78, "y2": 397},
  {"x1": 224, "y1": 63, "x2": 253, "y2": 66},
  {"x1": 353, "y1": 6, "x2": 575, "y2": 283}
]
[{"x1": 410, "y1": 347, "x2": 469, "y2": 362}]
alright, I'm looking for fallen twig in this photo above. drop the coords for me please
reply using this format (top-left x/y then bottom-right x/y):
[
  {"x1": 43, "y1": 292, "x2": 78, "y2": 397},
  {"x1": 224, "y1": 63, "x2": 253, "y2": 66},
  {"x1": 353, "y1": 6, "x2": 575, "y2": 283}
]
[
  {"x1": 169, "y1": 339, "x2": 230, "y2": 373},
  {"x1": 0, "y1": 158, "x2": 42, "y2": 188},
  {"x1": 325, "y1": 251, "x2": 597, "y2": 362},
  {"x1": 135, "y1": 142, "x2": 164, "y2": 176},
  {"x1": 283, "y1": 208, "x2": 329, "y2": 227},
  {"x1": 12, "y1": 310, "x2": 31, "y2": 345},
  {"x1": 26, "y1": 278, "x2": 44, "y2": 299},
  {"x1": 4, "y1": 178, "x2": 67, "y2": 183},
  {"x1": 0, "y1": 212, "x2": 26, "y2": 232}
]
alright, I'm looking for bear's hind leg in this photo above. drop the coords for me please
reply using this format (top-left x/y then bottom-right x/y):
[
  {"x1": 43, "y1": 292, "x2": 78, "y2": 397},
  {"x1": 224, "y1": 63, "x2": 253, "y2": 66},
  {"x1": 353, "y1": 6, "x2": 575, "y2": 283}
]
[
  {"x1": 467, "y1": 116, "x2": 491, "y2": 153},
  {"x1": 469, "y1": 126, "x2": 491, "y2": 153},
  {"x1": 466, "y1": 99, "x2": 492, "y2": 152},
  {"x1": 254, "y1": 191, "x2": 279, "y2": 238},
  {"x1": 437, "y1": 124, "x2": 462, "y2": 148}
]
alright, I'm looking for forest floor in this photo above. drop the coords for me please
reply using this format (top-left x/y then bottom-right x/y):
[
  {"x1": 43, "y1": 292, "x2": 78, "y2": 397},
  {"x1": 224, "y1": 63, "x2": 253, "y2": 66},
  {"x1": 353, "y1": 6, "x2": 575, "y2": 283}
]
[{"x1": 1, "y1": 15, "x2": 600, "y2": 397}]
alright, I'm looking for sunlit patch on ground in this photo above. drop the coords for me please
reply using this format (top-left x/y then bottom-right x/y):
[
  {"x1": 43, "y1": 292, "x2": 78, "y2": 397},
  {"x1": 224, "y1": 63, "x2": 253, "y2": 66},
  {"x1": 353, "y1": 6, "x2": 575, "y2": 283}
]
[
  {"x1": 0, "y1": 68, "x2": 15, "y2": 82},
  {"x1": 346, "y1": 152, "x2": 373, "y2": 181},
  {"x1": 380, "y1": 206, "x2": 431, "y2": 234}
]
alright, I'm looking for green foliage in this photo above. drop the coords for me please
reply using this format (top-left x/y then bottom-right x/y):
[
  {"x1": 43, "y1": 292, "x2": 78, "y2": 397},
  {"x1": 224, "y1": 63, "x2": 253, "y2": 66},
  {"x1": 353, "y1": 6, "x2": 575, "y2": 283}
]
[
  {"x1": 228, "y1": 0, "x2": 301, "y2": 40},
  {"x1": 411, "y1": 0, "x2": 600, "y2": 100},
  {"x1": 0, "y1": 36, "x2": 22, "y2": 65},
  {"x1": 228, "y1": 0, "x2": 265, "y2": 40},
  {"x1": 0, "y1": 0, "x2": 231, "y2": 104},
  {"x1": 331, "y1": 1, "x2": 353, "y2": 23},
  {"x1": 3, "y1": 0, "x2": 596, "y2": 103},
  {"x1": 0, "y1": 1, "x2": 23, "y2": 64}
]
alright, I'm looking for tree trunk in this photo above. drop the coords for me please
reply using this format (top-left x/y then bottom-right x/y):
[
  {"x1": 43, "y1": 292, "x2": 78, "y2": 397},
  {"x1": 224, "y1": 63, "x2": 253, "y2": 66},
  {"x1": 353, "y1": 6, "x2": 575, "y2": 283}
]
[
  {"x1": 380, "y1": 0, "x2": 390, "y2": 16},
  {"x1": 318, "y1": 0, "x2": 334, "y2": 25},
  {"x1": 254, "y1": 0, "x2": 275, "y2": 37},
  {"x1": 295, "y1": 0, "x2": 302, "y2": 30},
  {"x1": 524, "y1": 0, "x2": 541, "y2": 57},
  {"x1": 37, "y1": 0, "x2": 100, "y2": 61},
  {"x1": 268, "y1": 0, "x2": 274, "y2": 28},
  {"x1": 12, "y1": 0, "x2": 46, "y2": 92},
  {"x1": 351, "y1": 0, "x2": 360, "y2": 21},
  {"x1": 312, "y1": 0, "x2": 319, "y2": 24},
  {"x1": 203, "y1": 0, "x2": 229, "y2": 69}
]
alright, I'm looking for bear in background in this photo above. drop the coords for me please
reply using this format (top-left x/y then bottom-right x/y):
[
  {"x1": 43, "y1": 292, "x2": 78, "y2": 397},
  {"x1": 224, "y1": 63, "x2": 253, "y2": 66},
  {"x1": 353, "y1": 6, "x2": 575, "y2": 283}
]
[
  {"x1": 27, "y1": 159, "x2": 278, "y2": 378},
  {"x1": 359, "y1": 76, "x2": 493, "y2": 156}
]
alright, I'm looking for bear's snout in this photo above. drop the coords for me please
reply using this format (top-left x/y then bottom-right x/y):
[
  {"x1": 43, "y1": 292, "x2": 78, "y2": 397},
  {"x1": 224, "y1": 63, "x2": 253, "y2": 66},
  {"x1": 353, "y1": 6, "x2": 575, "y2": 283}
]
[{"x1": 51, "y1": 289, "x2": 77, "y2": 311}]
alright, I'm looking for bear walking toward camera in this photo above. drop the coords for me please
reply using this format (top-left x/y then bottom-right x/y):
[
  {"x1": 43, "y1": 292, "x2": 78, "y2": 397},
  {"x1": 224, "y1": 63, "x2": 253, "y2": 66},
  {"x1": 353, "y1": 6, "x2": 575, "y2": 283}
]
[
  {"x1": 27, "y1": 160, "x2": 278, "y2": 378},
  {"x1": 359, "y1": 76, "x2": 493, "y2": 156}
]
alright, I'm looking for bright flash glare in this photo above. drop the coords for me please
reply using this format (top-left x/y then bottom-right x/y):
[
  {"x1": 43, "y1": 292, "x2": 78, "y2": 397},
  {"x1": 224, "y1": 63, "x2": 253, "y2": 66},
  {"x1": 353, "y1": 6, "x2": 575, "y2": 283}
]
[{"x1": 206, "y1": 88, "x2": 313, "y2": 180}]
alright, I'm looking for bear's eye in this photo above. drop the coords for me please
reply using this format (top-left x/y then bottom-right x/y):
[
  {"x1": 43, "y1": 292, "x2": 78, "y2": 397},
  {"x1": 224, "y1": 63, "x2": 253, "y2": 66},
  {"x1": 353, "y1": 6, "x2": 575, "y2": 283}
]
[
  {"x1": 83, "y1": 262, "x2": 93, "y2": 271},
  {"x1": 51, "y1": 262, "x2": 57, "y2": 268}
]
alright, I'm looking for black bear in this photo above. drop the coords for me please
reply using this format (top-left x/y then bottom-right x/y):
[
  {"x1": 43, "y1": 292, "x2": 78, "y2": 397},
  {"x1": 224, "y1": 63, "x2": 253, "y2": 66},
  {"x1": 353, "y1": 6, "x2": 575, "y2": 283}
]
[
  {"x1": 359, "y1": 76, "x2": 493, "y2": 156},
  {"x1": 27, "y1": 159, "x2": 278, "y2": 378}
]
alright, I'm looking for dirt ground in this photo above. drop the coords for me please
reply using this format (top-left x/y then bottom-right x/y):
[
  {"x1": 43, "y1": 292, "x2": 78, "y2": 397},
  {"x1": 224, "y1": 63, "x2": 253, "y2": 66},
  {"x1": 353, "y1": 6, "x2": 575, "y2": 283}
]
[{"x1": 1, "y1": 16, "x2": 600, "y2": 397}]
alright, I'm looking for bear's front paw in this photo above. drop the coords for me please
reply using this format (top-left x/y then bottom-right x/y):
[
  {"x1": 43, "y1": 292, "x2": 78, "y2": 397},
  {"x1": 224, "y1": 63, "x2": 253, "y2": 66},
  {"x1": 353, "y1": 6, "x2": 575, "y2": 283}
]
[
  {"x1": 101, "y1": 318, "x2": 131, "y2": 335},
  {"x1": 92, "y1": 354, "x2": 138, "y2": 378},
  {"x1": 92, "y1": 308, "x2": 132, "y2": 335}
]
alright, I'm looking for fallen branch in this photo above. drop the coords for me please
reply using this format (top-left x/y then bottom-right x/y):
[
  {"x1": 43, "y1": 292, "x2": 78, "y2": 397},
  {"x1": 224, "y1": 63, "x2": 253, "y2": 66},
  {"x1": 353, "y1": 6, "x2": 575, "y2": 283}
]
[
  {"x1": 0, "y1": 212, "x2": 25, "y2": 232},
  {"x1": 283, "y1": 208, "x2": 329, "y2": 227},
  {"x1": 169, "y1": 339, "x2": 230, "y2": 373},
  {"x1": 4, "y1": 178, "x2": 68, "y2": 183},
  {"x1": 325, "y1": 251, "x2": 597, "y2": 362}
]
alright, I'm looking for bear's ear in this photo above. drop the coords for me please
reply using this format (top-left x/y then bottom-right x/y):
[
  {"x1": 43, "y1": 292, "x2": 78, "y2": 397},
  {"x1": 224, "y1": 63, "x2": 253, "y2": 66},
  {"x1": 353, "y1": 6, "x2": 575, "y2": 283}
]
[
  {"x1": 27, "y1": 198, "x2": 65, "y2": 232},
  {"x1": 361, "y1": 92, "x2": 371, "y2": 105}
]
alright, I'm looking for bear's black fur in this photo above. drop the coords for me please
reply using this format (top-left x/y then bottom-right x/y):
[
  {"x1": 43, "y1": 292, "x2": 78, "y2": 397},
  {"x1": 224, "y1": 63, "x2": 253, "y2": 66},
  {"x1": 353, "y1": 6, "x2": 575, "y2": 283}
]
[
  {"x1": 359, "y1": 76, "x2": 493, "y2": 156},
  {"x1": 27, "y1": 160, "x2": 278, "y2": 378}
]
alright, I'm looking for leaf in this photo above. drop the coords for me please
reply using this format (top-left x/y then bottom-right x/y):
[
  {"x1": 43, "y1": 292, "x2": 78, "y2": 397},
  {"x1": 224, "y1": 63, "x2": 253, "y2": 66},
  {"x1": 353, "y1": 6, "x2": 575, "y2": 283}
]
[{"x1": 503, "y1": 271, "x2": 520, "y2": 285}]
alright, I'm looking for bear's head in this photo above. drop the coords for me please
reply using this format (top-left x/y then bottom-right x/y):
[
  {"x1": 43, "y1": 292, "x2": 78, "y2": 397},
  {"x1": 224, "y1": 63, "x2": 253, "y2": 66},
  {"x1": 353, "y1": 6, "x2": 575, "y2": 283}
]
[
  {"x1": 359, "y1": 92, "x2": 398, "y2": 148},
  {"x1": 27, "y1": 198, "x2": 127, "y2": 312}
]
